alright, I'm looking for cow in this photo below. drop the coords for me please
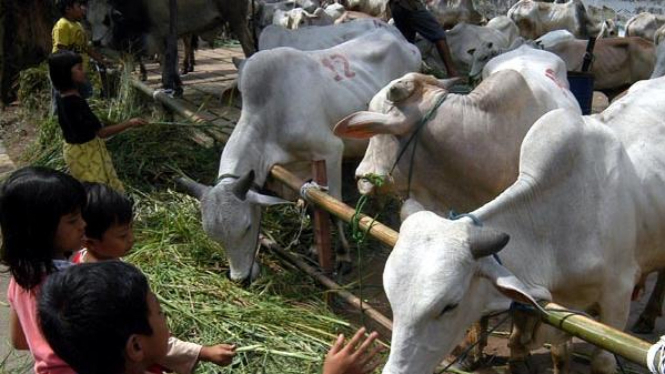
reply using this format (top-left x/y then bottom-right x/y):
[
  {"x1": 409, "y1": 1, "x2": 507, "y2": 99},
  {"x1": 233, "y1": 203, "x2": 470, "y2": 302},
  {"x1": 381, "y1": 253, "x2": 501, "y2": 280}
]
[
  {"x1": 258, "y1": 19, "x2": 389, "y2": 50},
  {"x1": 333, "y1": 44, "x2": 580, "y2": 227},
  {"x1": 486, "y1": 16, "x2": 520, "y2": 44},
  {"x1": 342, "y1": 0, "x2": 390, "y2": 20},
  {"x1": 626, "y1": 12, "x2": 665, "y2": 42},
  {"x1": 86, "y1": 0, "x2": 256, "y2": 93},
  {"x1": 426, "y1": 0, "x2": 485, "y2": 29},
  {"x1": 508, "y1": 0, "x2": 591, "y2": 40},
  {"x1": 652, "y1": 37, "x2": 665, "y2": 79},
  {"x1": 381, "y1": 76, "x2": 665, "y2": 374},
  {"x1": 543, "y1": 37, "x2": 655, "y2": 95},
  {"x1": 657, "y1": 24, "x2": 665, "y2": 45},
  {"x1": 273, "y1": 7, "x2": 334, "y2": 28},
  {"x1": 181, "y1": 28, "x2": 421, "y2": 282},
  {"x1": 417, "y1": 22, "x2": 510, "y2": 76}
]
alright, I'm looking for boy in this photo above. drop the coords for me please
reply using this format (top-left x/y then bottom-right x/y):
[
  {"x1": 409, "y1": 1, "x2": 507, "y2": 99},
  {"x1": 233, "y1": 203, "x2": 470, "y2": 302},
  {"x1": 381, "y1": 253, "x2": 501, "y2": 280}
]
[
  {"x1": 52, "y1": 0, "x2": 106, "y2": 99},
  {"x1": 72, "y1": 182, "x2": 236, "y2": 372},
  {"x1": 39, "y1": 262, "x2": 382, "y2": 374}
]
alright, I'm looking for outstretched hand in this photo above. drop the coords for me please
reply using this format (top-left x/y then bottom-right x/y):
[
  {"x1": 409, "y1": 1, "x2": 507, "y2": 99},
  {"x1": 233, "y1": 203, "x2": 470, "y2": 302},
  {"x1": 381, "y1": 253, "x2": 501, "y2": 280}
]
[
  {"x1": 128, "y1": 118, "x2": 149, "y2": 128},
  {"x1": 323, "y1": 328, "x2": 383, "y2": 374},
  {"x1": 199, "y1": 344, "x2": 237, "y2": 367}
]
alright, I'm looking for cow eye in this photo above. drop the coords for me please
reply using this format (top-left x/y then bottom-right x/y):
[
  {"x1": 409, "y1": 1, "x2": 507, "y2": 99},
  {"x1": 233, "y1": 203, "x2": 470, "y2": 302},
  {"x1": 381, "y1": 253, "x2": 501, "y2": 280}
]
[
  {"x1": 439, "y1": 303, "x2": 459, "y2": 316},
  {"x1": 103, "y1": 15, "x2": 111, "y2": 26}
]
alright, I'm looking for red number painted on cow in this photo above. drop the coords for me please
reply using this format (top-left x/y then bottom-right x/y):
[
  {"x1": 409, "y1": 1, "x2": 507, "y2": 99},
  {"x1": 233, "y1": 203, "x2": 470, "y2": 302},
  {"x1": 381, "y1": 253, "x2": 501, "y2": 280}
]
[
  {"x1": 545, "y1": 68, "x2": 565, "y2": 89},
  {"x1": 321, "y1": 54, "x2": 356, "y2": 82}
]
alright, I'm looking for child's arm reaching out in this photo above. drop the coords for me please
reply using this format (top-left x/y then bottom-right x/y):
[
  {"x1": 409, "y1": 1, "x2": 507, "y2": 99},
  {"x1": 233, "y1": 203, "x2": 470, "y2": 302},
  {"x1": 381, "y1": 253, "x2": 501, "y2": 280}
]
[{"x1": 158, "y1": 337, "x2": 236, "y2": 374}]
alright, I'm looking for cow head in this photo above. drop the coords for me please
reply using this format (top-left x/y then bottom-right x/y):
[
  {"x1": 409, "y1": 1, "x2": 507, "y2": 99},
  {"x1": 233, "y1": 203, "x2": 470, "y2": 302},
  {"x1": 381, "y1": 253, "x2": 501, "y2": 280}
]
[
  {"x1": 598, "y1": 19, "x2": 617, "y2": 38},
  {"x1": 468, "y1": 41, "x2": 500, "y2": 81},
  {"x1": 86, "y1": 0, "x2": 115, "y2": 47},
  {"x1": 333, "y1": 73, "x2": 459, "y2": 195},
  {"x1": 382, "y1": 211, "x2": 540, "y2": 374},
  {"x1": 197, "y1": 171, "x2": 290, "y2": 282}
]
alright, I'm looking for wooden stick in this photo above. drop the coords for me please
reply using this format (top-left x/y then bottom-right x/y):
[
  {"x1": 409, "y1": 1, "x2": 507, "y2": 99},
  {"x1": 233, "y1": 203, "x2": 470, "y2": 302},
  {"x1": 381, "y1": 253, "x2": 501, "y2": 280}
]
[
  {"x1": 261, "y1": 237, "x2": 393, "y2": 335},
  {"x1": 311, "y1": 160, "x2": 334, "y2": 275}
]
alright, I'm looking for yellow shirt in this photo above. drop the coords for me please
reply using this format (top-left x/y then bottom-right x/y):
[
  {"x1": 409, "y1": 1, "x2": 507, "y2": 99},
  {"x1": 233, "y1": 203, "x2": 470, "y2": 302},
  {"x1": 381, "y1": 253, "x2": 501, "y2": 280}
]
[{"x1": 52, "y1": 17, "x2": 90, "y2": 69}]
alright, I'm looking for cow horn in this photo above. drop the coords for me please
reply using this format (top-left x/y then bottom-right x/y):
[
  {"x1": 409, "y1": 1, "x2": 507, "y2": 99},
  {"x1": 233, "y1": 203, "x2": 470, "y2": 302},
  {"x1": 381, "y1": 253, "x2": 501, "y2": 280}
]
[
  {"x1": 387, "y1": 80, "x2": 415, "y2": 102},
  {"x1": 468, "y1": 228, "x2": 510, "y2": 260},
  {"x1": 176, "y1": 178, "x2": 212, "y2": 200},
  {"x1": 232, "y1": 170, "x2": 256, "y2": 200}
]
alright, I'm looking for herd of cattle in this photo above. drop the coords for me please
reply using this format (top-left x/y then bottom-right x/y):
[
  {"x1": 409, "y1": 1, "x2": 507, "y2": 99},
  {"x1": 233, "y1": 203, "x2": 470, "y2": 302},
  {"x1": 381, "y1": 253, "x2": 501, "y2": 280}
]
[{"x1": 82, "y1": 0, "x2": 665, "y2": 373}]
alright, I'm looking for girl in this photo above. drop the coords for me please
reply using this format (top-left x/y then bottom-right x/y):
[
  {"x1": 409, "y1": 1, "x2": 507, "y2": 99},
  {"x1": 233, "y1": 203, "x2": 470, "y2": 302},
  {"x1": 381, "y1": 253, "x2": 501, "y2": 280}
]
[
  {"x1": 48, "y1": 50, "x2": 147, "y2": 192},
  {"x1": 0, "y1": 167, "x2": 86, "y2": 374}
]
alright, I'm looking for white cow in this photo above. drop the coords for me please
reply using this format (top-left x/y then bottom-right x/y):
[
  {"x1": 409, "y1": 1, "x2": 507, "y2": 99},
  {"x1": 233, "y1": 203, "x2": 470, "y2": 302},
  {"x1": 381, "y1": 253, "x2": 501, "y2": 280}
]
[
  {"x1": 183, "y1": 28, "x2": 421, "y2": 281},
  {"x1": 543, "y1": 37, "x2": 655, "y2": 93},
  {"x1": 333, "y1": 45, "x2": 580, "y2": 218},
  {"x1": 342, "y1": 0, "x2": 390, "y2": 20},
  {"x1": 383, "y1": 77, "x2": 665, "y2": 374},
  {"x1": 626, "y1": 12, "x2": 665, "y2": 42},
  {"x1": 418, "y1": 22, "x2": 510, "y2": 76},
  {"x1": 426, "y1": 0, "x2": 485, "y2": 29},
  {"x1": 258, "y1": 19, "x2": 389, "y2": 50},
  {"x1": 508, "y1": 0, "x2": 591, "y2": 40},
  {"x1": 652, "y1": 39, "x2": 665, "y2": 79},
  {"x1": 486, "y1": 15, "x2": 520, "y2": 44},
  {"x1": 272, "y1": 7, "x2": 334, "y2": 28},
  {"x1": 535, "y1": 29, "x2": 575, "y2": 49}
]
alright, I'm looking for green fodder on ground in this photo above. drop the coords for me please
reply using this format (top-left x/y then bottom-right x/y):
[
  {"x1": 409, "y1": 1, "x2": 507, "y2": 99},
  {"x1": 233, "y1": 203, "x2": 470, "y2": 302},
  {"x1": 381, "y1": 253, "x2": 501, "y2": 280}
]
[{"x1": 7, "y1": 60, "x2": 370, "y2": 374}]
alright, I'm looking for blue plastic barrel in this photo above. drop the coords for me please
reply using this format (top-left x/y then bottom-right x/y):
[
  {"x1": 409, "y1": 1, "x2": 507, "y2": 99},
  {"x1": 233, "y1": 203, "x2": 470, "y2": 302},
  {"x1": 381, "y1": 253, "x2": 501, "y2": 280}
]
[{"x1": 567, "y1": 71, "x2": 595, "y2": 115}]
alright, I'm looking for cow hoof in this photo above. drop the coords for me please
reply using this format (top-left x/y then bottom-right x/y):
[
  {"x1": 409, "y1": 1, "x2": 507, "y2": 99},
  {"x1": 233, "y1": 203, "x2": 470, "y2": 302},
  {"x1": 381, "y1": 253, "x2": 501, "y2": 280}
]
[
  {"x1": 631, "y1": 316, "x2": 655, "y2": 334},
  {"x1": 181, "y1": 69, "x2": 189, "y2": 75},
  {"x1": 508, "y1": 359, "x2": 534, "y2": 374},
  {"x1": 140, "y1": 74, "x2": 147, "y2": 82},
  {"x1": 188, "y1": 66, "x2": 194, "y2": 73},
  {"x1": 174, "y1": 87, "x2": 184, "y2": 98},
  {"x1": 450, "y1": 354, "x2": 482, "y2": 372},
  {"x1": 336, "y1": 260, "x2": 353, "y2": 276}
]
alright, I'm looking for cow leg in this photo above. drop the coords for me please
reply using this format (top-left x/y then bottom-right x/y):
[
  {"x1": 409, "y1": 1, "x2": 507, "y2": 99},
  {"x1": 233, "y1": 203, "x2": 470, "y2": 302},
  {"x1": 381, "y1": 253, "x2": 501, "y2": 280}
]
[
  {"x1": 632, "y1": 270, "x2": 665, "y2": 334},
  {"x1": 322, "y1": 147, "x2": 353, "y2": 274},
  {"x1": 182, "y1": 35, "x2": 192, "y2": 75},
  {"x1": 226, "y1": 3, "x2": 257, "y2": 57},
  {"x1": 590, "y1": 286, "x2": 632, "y2": 374},
  {"x1": 551, "y1": 341, "x2": 571, "y2": 374},
  {"x1": 508, "y1": 309, "x2": 538, "y2": 374},
  {"x1": 138, "y1": 56, "x2": 148, "y2": 82}
]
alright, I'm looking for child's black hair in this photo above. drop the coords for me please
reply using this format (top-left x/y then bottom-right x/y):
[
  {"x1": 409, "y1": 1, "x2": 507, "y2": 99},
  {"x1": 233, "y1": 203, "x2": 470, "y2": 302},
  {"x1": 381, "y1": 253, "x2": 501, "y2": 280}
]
[
  {"x1": 0, "y1": 167, "x2": 86, "y2": 290},
  {"x1": 39, "y1": 262, "x2": 153, "y2": 374},
  {"x1": 48, "y1": 50, "x2": 83, "y2": 91},
  {"x1": 55, "y1": 0, "x2": 85, "y2": 16},
  {"x1": 82, "y1": 183, "x2": 133, "y2": 240}
]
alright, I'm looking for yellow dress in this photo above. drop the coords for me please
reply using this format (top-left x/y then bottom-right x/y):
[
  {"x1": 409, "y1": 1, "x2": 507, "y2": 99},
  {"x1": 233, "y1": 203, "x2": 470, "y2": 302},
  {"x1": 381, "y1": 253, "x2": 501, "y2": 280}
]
[
  {"x1": 63, "y1": 137, "x2": 125, "y2": 192},
  {"x1": 52, "y1": 17, "x2": 90, "y2": 70}
]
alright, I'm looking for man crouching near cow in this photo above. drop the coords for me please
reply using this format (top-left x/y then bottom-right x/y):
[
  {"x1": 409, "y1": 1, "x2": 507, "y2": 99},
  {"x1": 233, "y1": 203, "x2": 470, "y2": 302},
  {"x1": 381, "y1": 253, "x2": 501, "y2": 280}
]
[{"x1": 389, "y1": 0, "x2": 458, "y2": 77}]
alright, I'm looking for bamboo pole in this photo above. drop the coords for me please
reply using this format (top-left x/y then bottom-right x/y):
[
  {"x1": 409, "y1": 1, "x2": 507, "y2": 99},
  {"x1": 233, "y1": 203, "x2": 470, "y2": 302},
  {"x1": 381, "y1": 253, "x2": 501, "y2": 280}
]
[
  {"x1": 271, "y1": 165, "x2": 399, "y2": 247},
  {"x1": 130, "y1": 80, "x2": 208, "y2": 123},
  {"x1": 269, "y1": 164, "x2": 657, "y2": 369},
  {"x1": 260, "y1": 237, "x2": 394, "y2": 334}
]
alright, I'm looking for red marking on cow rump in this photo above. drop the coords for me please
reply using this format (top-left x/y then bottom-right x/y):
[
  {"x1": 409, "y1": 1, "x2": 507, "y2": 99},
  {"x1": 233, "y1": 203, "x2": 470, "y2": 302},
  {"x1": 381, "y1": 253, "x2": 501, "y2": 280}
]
[
  {"x1": 545, "y1": 68, "x2": 565, "y2": 89},
  {"x1": 321, "y1": 54, "x2": 356, "y2": 82}
]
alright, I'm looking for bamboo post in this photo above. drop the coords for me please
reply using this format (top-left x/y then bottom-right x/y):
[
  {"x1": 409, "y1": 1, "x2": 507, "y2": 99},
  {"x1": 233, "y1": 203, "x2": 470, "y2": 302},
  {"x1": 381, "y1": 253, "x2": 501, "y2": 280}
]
[
  {"x1": 269, "y1": 164, "x2": 657, "y2": 369},
  {"x1": 312, "y1": 160, "x2": 333, "y2": 275},
  {"x1": 131, "y1": 80, "x2": 208, "y2": 124}
]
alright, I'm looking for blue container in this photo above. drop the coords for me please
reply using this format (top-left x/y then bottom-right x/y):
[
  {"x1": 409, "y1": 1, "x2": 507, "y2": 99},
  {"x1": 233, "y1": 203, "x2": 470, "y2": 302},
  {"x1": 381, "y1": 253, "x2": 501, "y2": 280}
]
[{"x1": 567, "y1": 71, "x2": 595, "y2": 115}]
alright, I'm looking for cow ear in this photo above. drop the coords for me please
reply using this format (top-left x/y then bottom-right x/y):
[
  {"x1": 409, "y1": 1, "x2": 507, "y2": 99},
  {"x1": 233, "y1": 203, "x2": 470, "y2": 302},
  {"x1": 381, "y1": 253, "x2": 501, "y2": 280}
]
[
  {"x1": 246, "y1": 190, "x2": 292, "y2": 206},
  {"x1": 467, "y1": 47, "x2": 476, "y2": 56},
  {"x1": 478, "y1": 259, "x2": 545, "y2": 313},
  {"x1": 333, "y1": 112, "x2": 397, "y2": 139}
]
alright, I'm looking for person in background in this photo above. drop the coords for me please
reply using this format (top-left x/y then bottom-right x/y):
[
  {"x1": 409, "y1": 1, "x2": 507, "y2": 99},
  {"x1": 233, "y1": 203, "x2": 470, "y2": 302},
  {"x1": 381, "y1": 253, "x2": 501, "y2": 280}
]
[
  {"x1": 52, "y1": 0, "x2": 107, "y2": 99},
  {"x1": 389, "y1": 0, "x2": 459, "y2": 77},
  {"x1": 48, "y1": 50, "x2": 147, "y2": 192}
]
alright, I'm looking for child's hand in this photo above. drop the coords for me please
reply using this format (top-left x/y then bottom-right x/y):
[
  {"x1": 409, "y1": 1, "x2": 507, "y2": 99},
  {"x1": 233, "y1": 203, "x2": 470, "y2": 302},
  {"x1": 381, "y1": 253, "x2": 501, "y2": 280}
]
[
  {"x1": 199, "y1": 344, "x2": 237, "y2": 367},
  {"x1": 323, "y1": 328, "x2": 383, "y2": 374},
  {"x1": 128, "y1": 118, "x2": 148, "y2": 128}
]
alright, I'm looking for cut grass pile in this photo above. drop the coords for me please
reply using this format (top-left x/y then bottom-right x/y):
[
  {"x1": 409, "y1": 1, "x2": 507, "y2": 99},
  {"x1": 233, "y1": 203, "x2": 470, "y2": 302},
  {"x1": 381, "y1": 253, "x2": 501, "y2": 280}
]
[{"x1": 4, "y1": 59, "x2": 371, "y2": 374}]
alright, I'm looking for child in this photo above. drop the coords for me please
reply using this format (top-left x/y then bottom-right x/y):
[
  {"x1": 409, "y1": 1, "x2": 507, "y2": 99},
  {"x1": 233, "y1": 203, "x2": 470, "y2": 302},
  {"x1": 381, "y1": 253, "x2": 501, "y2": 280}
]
[
  {"x1": 38, "y1": 262, "x2": 383, "y2": 374},
  {"x1": 0, "y1": 167, "x2": 86, "y2": 374},
  {"x1": 73, "y1": 182, "x2": 237, "y2": 373},
  {"x1": 48, "y1": 50, "x2": 147, "y2": 192},
  {"x1": 52, "y1": 0, "x2": 107, "y2": 98}
]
